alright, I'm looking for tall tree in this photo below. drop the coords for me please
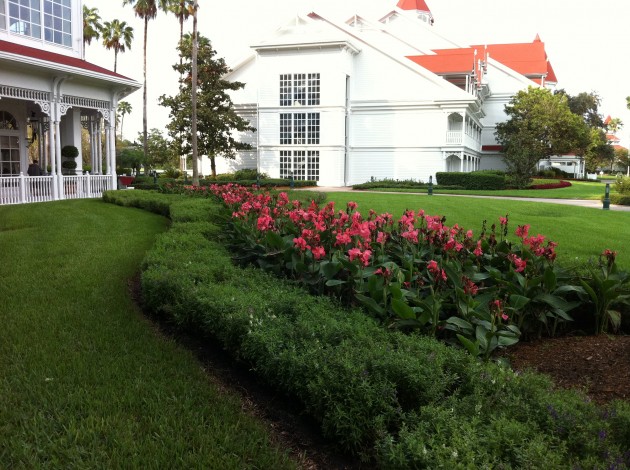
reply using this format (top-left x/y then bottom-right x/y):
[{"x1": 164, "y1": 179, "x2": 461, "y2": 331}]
[
  {"x1": 83, "y1": 5, "x2": 102, "y2": 46},
  {"x1": 626, "y1": 96, "x2": 630, "y2": 111},
  {"x1": 555, "y1": 90, "x2": 605, "y2": 129},
  {"x1": 607, "y1": 117, "x2": 623, "y2": 134},
  {"x1": 158, "y1": 33, "x2": 255, "y2": 179},
  {"x1": 190, "y1": 0, "x2": 199, "y2": 185},
  {"x1": 117, "y1": 101, "x2": 132, "y2": 140},
  {"x1": 496, "y1": 86, "x2": 589, "y2": 188},
  {"x1": 101, "y1": 19, "x2": 134, "y2": 73},
  {"x1": 137, "y1": 128, "x2": 177, "y2": 169},
  {"x1": 121, "y1": 0, "x2": 173, "y2": 171}
]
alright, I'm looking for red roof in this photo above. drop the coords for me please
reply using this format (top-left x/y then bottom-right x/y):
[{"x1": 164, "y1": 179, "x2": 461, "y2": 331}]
[
  {"x1": 408, "y1": 48, "x2": 475, "y2": 74},
  {"x1": 407, "y1": 37, "x2": 557, "y2": 84},
  {"x1": 0, "y1": 39, "x2": 133, "y2": 81},
  {"x1": 397, "y1": 0, "x2": 431, "y2": 12},
  {"x1": 470, "y1": 39, "x2": 556, "y2": 83}
]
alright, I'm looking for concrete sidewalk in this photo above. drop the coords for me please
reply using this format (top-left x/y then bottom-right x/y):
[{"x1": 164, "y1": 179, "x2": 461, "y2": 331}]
[{"x1": 301, "y1": 187, "x2": 630, "y2": 212}]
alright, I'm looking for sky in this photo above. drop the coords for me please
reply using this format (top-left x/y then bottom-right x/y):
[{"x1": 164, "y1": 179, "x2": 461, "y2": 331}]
[{"x1": 85, "y1": 0, "x2": 630, "y2": 145}]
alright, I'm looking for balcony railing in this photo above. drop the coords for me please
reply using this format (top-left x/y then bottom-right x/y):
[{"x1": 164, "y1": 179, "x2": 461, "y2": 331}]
[{"x1": 446, "y1": 131, "x2": 463, "y2": 144}]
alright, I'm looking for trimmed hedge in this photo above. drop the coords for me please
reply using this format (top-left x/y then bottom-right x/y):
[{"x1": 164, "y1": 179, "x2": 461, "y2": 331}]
[
  {"x1": 131, "y1": 178, "x2": 317, "y2": 191},
  {"x1": 609, "y1": 194, "x2": 630, "y2": 206},
  {"x1": 105, "y1": 190, "x2": 630, "y2": 467},
  {"x1": 529, "y1": 180, "x2": 572, "y2": 190},
  {"x1": 436, "y1": 171, "x2": 506, "y2": 190}
]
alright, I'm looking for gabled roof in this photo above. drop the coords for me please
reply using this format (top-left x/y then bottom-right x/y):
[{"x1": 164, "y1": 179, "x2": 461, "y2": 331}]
[
  {"x1": 470, "y1": 37, "x2": 557, "y2": 84},
  {"x1": 397, "y1": 0, "x2": 431, "y2": 12},
  {"x1": 0, "y1": 39, "x2": 136, "y2": 83}
]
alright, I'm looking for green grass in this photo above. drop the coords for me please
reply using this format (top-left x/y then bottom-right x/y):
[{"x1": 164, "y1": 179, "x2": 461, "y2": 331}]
[
  {"x1": 323, "y1": 191, "x2": 630, "y2": 268},
  {"x1": 355, "y1": 180, "x2": 611, "y2": 199},
  {"x1": 0, "y1": 199, "x2": 295, "y2": 469}
]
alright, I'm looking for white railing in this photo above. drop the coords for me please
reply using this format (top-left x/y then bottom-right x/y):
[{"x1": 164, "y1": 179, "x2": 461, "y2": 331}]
[
  {"x1": 0, "y1": 173, "x2": 114, "y2": 205},
  {"x1": 446, "y1": 131, "x2": 463, "y2": 144}
]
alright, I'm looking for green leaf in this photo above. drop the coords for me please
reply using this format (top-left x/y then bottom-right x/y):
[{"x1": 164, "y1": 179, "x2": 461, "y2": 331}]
[
  {"x1": 355, "y1": 294, "x2": 385, "y2": 316},
  {"x1": 607, "y1": 310, "x2": 622, "y2": 331},
  {"x1": 445, "y1": 316, "x2": 474, "y2": 334},
  {"x1": 391, "y1": 298, "x2": 416, "y2": 320},
  {"x1": 543, "y1": 267, "x2": 557, "y2": 291},
  {"x1": 508, "y1": 294, "x2": 530, "y2": 311},
  {"x1": 265, "y1": 230, "x2": 286, "y2": 250},
  {"x1": 456, "y1": 334, "x2": 480, "y2": 356},
  {"x1": 320, "y1": 260, "x2": 342, "y2": 280},
  {"x1": 325, "y1": 279, "x2": 346, "y2": 287}
]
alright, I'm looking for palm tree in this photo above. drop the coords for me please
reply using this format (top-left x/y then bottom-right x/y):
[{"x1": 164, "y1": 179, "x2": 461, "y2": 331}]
[
  {"x1": 83, "y1": 5, "x2": 103, "y2": 47},
  {"x1": 607, "y1": 117, "x2": 623, "y2": 134},
  {"x1": 122, "y1": 0, "x2": 173, "y2": 169},
  {"x1": 191, "y1": 0, "x2": 199, "y2": 185},
  {"x1": 169, "y1": 0, "x2": 194, "y2": 51},
  {"x1": 101, "y1": 19, "x2": 134, "y2": 73},
  {"x1": 117, "y1": 101, "x2": 133, "y2": 140}
]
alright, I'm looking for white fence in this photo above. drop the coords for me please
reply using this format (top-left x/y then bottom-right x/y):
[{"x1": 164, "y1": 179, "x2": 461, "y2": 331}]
[{"x1": 0, "y1": 173, "x2": 114, "y2": 205}]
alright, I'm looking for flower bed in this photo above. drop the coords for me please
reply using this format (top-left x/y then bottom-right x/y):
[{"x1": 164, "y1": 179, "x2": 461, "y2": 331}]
[
  {"x1": 529, "y1": 180, "x2": 572, "y2": 189},
  {"x1": 202, "y1": 184, "x2": 628, "y2": 357},
  {"x1": 103, "y1": 189, "x2": 630, "y2": 467}
]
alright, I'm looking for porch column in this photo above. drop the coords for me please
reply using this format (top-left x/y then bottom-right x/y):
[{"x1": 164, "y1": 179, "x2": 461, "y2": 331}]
[
  {"x1": 108, "y1": 120, "x2": 116, "y2": 188},
  {"x1": 89, "y1": 118, "x2": 96, "y2": 174},
  {"x1": 97, "y1": 118, "x2": 103, "y2": 175},
  {"x1": 54, "y1": 118, "x2": 63, "y2": 199},
  {"x1": 49, "y1": 118, "x2": 58, "y2": 199},
  {"x1": 460, "y1": 153, "x2": 464, "y2": 172}
]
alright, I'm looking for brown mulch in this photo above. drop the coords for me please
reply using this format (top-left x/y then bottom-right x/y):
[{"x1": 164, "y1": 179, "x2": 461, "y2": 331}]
[{"x1": 500, "y1": 335, "x2": 630, "y2": 404}]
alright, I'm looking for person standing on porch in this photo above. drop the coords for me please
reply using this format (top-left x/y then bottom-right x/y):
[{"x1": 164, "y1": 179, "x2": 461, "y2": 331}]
[{"x1": 27, "y1": 160, "x2": 42, "y2": 176}]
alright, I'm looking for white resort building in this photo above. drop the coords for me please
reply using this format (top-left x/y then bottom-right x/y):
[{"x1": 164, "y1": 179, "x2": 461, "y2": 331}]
[
  {"x1": 216, "y1": 0, "x2": 560, "y2": 186},
  {"x1": 0, "y1": 0, "x2": 140, "y2": 205}
]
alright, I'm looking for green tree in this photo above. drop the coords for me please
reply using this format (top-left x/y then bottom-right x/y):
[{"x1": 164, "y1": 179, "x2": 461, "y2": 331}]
[
  {"x1": 117, "y1": 101, "x2": 132, "y2": 140},
  {"x1": 101, "y1": 19, "x2": 134, "y2": 73},
  {"x1": 555, "y1": 90, "x2": 605, "y2": 128},
  {"x1": 584, "y1": 128, "x2": 614, "y2": 172},
  {"x1": 496, "y1": 87, "x2": 589, "y2": 188},
  {"x1": 158, "y1": 33, "x2": 255, "y2": 179},
  {"x1": 117, "y1": 144, "x2": 144, "y2": 174},
  {"x1": 83, "y1": 5, "x2": 102, "y2": 46},
  {"x1": 137, "y1": 128, "x2": 176, "y2": 170},
  {"x1": 607, "y1": 117, "x2": 623, "y2": 134},
  {"x1": 121, "y1": 0, "x2": 173, "y2": 167}
]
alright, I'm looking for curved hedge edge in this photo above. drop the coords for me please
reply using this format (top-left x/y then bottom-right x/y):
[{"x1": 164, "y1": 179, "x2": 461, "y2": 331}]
[{"x1": 104, "y1": 190, "x2": 630, "y2": 467}]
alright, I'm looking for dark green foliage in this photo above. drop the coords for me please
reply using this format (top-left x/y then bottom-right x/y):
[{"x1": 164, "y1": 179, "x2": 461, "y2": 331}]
[
  {"x1": 436, "y1": 171, "x2": 506, "y2": 190},
  {"x1": 61, "y1": 145, "x2": 79, "y2": 159},
  {"x1": 104, "y1": 191, "x2": 630, "y2": 466},
  {"x1": 353, "y1": 178, "x2": 425, "y2": 190},
  {"x1": 609, "y1": 194, "x2": 630, "y2": 205}
]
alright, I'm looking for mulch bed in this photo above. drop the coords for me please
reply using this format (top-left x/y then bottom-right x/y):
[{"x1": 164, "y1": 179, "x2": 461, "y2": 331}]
[{"x1": 500, "y1": 335, "x2": 630, "y2": 404}]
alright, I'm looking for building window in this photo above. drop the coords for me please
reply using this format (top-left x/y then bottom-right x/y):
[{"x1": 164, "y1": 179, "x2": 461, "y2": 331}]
[
  {"x1": 7, "y1": 0, "x2": 72, "y2": 47},
  {"x1": 8, "y1": 0, "x2": 42, "y2": 39},
  {"x1": 0, "y1": 135, "x2": 20, "y2": 176},
  {"x1": 279, "y1": 73, "x2": 320, "y2": 106},
  {"x1": 0, "y1": 2, "x2": 6, "y2": 30},
  {"x1": 44, "y1": 0, "x2": 72, "y2": 47},
  {"x1": 279, "y1": 150, "x2": 319, "y2": 181},
  {"x1": 279, "y1": 112, "x2": 320, "y2": 145}
]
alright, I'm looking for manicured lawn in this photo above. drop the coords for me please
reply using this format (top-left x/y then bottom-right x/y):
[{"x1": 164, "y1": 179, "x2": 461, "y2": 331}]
[
  {"x1": 355, "y1": 180, "x2": 611, "y2": 199},
  {"x1": 322, "y1": 191, "x2": 630, "y2": 268},
  {"x1": 0, "y1": 199, "x2": 295, "y2": 469}
]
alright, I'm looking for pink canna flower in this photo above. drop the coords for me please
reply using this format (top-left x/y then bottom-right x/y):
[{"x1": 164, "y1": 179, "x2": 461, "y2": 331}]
[
  {"x1": 293, "y1": 237, "x2": 309, "y2": 252},
  {"x1": 311, "y1": 245, "x2": 326, "y2": 260},
  {"x1": 347, "y1": 201, "x2": 358, "y2": 211},
  {"x1": 508, "y1": 253, "x2": 527, "y2": 273},
  {"x1": 515, "y1": 224, "x2": 530, "y2": 239},
  {"x1": 401, "y1": 229, "x2": 419, "y2": 244},
  {"x1": 473, "y1": 240, "x2": 483, "y2": 257}
]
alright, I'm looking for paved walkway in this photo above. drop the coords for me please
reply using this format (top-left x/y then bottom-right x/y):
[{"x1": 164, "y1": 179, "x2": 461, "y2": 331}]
[{"x1": 302, "y1": 187, "x2": 630, "y2": 212}]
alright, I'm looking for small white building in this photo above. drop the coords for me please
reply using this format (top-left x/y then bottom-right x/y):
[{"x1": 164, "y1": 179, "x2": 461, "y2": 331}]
[
  {"x1": 0, "y1": 0, "x2": 140, "y2": 204},
  {"x1": 216, "y1": 0, "x2": 559, "y2": 186}
]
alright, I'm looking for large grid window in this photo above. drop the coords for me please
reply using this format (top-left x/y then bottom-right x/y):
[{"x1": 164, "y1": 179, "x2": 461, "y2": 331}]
[
  {"x1": 279, "y1": 150, "x2": 319, "y2": 181},
  {"x1": 44, "y1": 0, "x2": 72, "y2": 47},
  {"x1": 8, "y1": 0, "x2": 42, "y2": 39},
  {"x1": 279, "y1": 73, "x2": 320, "y2": 106},
  {"x1": 0, "y1": 135, "x2": 20, "y2": 176},
  {"x1": 279, "y1": 112, "x2": 319, "y2": 145},
  {"x1": 5, "y1": 0, "x2": 72, "y2": 47}
]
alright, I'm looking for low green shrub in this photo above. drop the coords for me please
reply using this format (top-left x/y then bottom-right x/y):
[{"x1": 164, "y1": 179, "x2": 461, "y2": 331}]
[
  {"x1": 609, "y1": 194, "x2": 630, "y2": 205},
  {"x1": 614, "y1": 176, "x2": 630, "y2": 195},
  {"x1": 104, "y1": 191, "x2": 630, "y2": 467},
  {"x1": 436, "y1": 171, "x2": 506, "y2": 190},
  {"x1": 353, "y1": 178, "x2": 425, "y2": 190}
]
